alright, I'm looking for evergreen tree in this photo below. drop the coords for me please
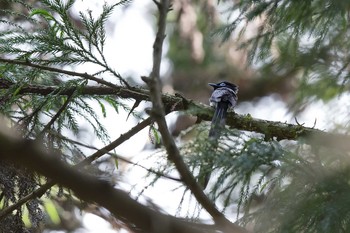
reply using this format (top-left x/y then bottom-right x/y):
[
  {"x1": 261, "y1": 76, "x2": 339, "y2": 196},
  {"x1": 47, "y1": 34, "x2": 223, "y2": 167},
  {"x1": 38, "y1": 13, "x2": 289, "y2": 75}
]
[{"x1": 0, "y1": 0, "x2": 349, "y2": 232}]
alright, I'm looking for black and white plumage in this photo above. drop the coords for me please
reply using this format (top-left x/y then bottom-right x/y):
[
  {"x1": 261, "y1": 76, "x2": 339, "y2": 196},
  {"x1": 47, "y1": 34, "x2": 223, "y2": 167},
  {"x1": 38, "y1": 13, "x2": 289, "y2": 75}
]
[
  {"x1": 208, "y1": 81, "x2": 238, "y2": 140},
  {"x1": 200, "y1": 81, "x2": 238, "y2": 189}
]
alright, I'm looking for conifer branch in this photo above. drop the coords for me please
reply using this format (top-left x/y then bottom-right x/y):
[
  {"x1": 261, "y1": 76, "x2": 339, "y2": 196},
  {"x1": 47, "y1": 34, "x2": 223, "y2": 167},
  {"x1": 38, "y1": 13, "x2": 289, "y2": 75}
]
[
  {"x1": 0, "y1": 58, "x2": 121, "y2": 89},
  {"x1": 0, "y1": 181, "x2": 54, "y2": 220},
  {"x1": 1, "y1": 81, "x2": 349, "y2": 151},
  {"x1": 0, "y1": 79, "x2": 350, "y2": 150},
  {"x1": 37, "y1": 90, "x2": 76, "y2": 139}
]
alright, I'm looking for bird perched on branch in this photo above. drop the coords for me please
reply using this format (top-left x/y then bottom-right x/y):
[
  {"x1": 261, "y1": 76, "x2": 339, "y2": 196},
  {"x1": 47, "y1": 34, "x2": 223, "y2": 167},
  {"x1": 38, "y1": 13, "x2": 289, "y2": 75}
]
[
  {"x1": 201, "y1": 81, "x2": 238, "y2": 189},
  {"x1": 208, "y1": 81, "x2": 238, "y2": 140}
]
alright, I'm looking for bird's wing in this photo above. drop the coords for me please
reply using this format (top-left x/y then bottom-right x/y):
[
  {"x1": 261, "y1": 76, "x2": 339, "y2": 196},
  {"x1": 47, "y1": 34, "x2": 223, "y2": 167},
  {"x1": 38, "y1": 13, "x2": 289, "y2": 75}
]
[{"x1": 210, "y1": 87, "x2": 237, "y2": 107}]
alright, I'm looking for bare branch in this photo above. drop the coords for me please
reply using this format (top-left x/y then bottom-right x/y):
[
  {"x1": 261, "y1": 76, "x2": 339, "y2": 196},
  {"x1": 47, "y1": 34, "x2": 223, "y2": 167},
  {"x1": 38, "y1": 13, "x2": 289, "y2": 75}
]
[
  {"x1": 0, "y1": 181, "x2": 53, "y2": 220},
  {"x1": 58, "y1": 134, "x2": 182, "y2": 182},
  {"x1": 146, "y1": 0, "x2": 248, "y2": 232}
]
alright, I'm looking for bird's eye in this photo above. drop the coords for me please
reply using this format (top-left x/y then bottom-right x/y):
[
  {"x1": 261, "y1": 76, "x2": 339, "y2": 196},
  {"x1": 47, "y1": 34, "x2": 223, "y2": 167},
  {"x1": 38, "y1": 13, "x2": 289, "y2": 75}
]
[{"x1": 220, "y1": 82, "x2": 226, "y2": 86}]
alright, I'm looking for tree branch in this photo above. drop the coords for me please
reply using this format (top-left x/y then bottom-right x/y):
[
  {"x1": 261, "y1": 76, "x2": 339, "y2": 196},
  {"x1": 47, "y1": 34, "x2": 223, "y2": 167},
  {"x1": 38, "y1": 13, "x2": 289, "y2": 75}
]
[
  {"x1": 1, "y1": 81, "x2": 348, "y2": 151},
  {"x1": 0, "y1": 117, "x2": 153, "y2": 220},
  {"x1": 58, "y1": 134, "x2": 182, "y2": 182},
  {"x1": 0, "y1": 127, "x2": 220, "y2": 233},
  {"x1": 0, "y1": 57, "x2": 122, "y2": 89},
  {"x1": 145, "y1": 1, "x2": 247, "y2": 232},
  {"x1": 37, "y1": 90, "x2": 76, "y2": 139}
]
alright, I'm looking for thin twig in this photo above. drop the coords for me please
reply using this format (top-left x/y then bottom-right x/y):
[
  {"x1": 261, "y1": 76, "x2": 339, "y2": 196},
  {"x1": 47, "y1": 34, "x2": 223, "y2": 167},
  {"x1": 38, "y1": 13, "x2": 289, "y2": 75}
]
[
  {"x1": 0, "y1": 57, "x2": 120, "y2": 89},
  {"x1": 37, "y1": 90, "x2": 76, "y2": 139},
  {"x1": 54, "y1": 133, "x2": 182, "y2": 182},
  {"x1": 0, "y1": 181, "x2": 54, "y2": 220}
]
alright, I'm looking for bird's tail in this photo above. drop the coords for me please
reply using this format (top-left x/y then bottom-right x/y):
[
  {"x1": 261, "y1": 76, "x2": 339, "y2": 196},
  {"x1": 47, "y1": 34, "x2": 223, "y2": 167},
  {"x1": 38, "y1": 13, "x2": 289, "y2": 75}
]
[
  {"x1": 209, "y1": 102, "x2": 229, "y2": 140},
  {"x1": 200, "y1": 102, "x2": 229, "y2": 189}
]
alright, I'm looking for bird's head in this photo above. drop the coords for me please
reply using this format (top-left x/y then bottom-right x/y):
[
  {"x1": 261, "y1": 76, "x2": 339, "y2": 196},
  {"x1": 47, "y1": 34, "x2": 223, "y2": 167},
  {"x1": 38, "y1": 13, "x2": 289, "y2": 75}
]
[{"x1": 208, "y1": 81, "x2": 238, "y2": 92}]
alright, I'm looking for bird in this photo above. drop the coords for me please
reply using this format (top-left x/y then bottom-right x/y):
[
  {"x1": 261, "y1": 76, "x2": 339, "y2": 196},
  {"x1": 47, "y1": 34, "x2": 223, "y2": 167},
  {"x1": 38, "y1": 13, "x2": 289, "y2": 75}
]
[
  {"x1": 200, "y1": 81, "x2": 238, "y2": 189},
  {"x1": 208, "y1": 81, "x2": 238, "y2": 140}
]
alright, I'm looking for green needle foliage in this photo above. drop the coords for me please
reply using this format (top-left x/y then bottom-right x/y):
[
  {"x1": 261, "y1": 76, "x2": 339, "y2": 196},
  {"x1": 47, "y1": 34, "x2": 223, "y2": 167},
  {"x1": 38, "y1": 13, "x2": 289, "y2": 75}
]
[
  {"x1": 0, "y1": 0, "x2": 132, "y2": 231},
  {"x1": 1, "y1": 0, "x2": 350, "y2": 233},
  {"x1": 155, "y1": 122, "x2": 350, "y2": 232},
  {"x1": 216, "y1": 0, "x2": 350, "y2": 110},
  {"x1": 178, "y1": 126, "x2": 286, "y2": 213}
]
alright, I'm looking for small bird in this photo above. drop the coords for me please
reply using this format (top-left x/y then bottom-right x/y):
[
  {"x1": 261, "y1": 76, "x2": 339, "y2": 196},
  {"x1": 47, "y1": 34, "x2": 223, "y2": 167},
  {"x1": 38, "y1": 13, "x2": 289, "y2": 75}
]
[
  {"x1": 201, "y1": 81, "x2": 238, "y2": 189},
  {"x1": 208, "y1": 81, "x2": 238, "y2": 140}
]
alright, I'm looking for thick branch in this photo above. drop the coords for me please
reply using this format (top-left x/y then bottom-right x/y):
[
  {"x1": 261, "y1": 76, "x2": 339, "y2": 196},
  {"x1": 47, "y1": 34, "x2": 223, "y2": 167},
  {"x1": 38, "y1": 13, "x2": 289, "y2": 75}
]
[
  {"x1": 0, "y1": 128, "x2": 216, "y2": 233},
  {"x1": 1, "y1": 83, "x2": 151, "y2": 102},
  {"x1": 1, "y1": 82, "x2": 348, "y2": 151},
  {"x1": 0, "y1": 117, "x2": 153, "y2": 219}
]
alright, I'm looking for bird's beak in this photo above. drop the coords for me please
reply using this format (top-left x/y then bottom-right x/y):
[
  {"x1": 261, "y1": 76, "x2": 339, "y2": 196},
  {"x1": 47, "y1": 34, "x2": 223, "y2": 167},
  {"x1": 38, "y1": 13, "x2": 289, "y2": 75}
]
[{"x1": 208, "y1": 83, "x2": 217, "y2": 87}]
